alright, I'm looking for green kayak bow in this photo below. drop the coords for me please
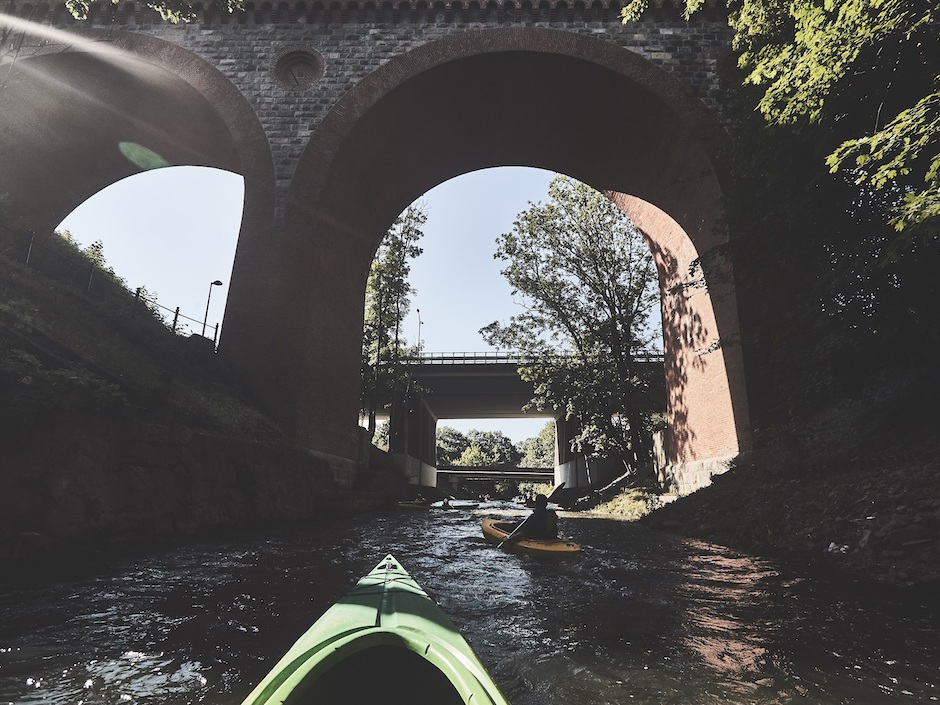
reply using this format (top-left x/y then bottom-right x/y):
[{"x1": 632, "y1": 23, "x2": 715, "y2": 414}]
[{"x1": 240, "y1": 554, "x2": 510, "y2": 705}]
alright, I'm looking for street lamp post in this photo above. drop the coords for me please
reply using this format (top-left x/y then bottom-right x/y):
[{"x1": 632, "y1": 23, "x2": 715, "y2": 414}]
[
  {"x1": 202, "y1": 280, "x2": 223, "y2": 336},
  {"x1": 416, "y1": 308, "x2": 423, "y2": 355}
]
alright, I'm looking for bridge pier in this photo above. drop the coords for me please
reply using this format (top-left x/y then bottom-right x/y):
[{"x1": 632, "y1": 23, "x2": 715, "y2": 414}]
[
  {"x1": 387, "y1": 393, "x2": 438, "y2": 486},
  {"x1": 555, "y1": 416, "x2": 650, "y2": 490},
  {"x1": 388, "y1": 393, "x2": 437, "y2": 466},
  {"x1": 555, "y1": 416, "x2": 584, "y2": 488}
]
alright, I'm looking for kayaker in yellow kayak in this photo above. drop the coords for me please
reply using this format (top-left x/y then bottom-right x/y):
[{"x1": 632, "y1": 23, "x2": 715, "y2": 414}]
[{"x1": 509, "y1": 493, "x2": 558, "y2": 541}]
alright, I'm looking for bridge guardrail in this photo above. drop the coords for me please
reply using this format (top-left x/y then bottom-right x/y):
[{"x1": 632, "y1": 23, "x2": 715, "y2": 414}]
[{"x1": 395, "y1": 351, "x2": 665, "y2": 365}]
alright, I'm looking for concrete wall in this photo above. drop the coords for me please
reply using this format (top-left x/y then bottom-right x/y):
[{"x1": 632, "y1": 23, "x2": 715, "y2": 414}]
[{"x1": 390, "y1": 452, "x2": 437, "y2": 487}]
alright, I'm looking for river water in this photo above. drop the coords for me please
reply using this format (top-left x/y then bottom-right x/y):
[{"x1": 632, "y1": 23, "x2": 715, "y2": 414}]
[{"x1": 1, "y1": 503, "x2": 937, "y2": 704}]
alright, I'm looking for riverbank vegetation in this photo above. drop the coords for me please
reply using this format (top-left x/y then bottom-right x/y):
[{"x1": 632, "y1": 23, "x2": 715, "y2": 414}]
[
  {"x1": 644, "y1": 410, "x2": 940, "y2": 587},
  {"x1": 566, "y1": 388, "x2": 939, "y2": 587},
  {"x1": 622, "y1": 0, "x2": 939, "y2": 239},
  {"x1": 0, "y1": 229, "x2": 281, "y2": 441}
]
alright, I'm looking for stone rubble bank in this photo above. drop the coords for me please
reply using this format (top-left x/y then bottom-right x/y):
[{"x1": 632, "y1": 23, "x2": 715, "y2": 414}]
[{"x1": 643, "y1": 436, "x2": 940, "y2": 587}]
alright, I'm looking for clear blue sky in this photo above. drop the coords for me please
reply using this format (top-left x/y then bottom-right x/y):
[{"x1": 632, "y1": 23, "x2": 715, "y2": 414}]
[{"x1": 58, "y1": 165, "x2": 558, "y2": 443}]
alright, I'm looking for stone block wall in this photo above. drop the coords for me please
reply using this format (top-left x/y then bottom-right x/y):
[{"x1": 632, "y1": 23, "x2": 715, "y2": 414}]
[
  {"x1": 0, "y1": 415, "x2": 397, "y2": 565},
  {"x1": 1, "y1": 2, "x2": 748, "y2": 485},
  {"x1": 659, "y1": 455, "x2": 733, "y2": 496}
]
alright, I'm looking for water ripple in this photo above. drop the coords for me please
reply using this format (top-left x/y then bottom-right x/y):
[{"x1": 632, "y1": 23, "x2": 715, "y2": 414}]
[{"x1": 1, "y1": 505, "x2": 937, "y2": 704}]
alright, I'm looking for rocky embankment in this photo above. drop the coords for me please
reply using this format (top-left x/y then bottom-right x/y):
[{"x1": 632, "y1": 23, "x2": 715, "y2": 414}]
[{"x1": 642, "y1": 433, "x2": 940, "y2": 587}]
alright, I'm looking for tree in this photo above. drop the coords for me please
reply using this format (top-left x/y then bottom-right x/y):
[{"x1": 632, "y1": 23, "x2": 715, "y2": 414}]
[
  {"x1": 480, "y1": 175, "x2": 661, "y2": 483},
  {"x1": 454, "y1": 443, "x2": 494, "y2": 467},
  {"x1": 465, "y1": 429, "x2": 520, "y2": 466},
  {"x1": 519, "y1": 420, "x2": 556, "y2": 469},
  {"x1": 436, "y1": 425, "x2": 469, "y2": 465},
  {"x1": 621, "y1": 0, "x2": 940, "y2": 238},
  {"x1": 450, "y1": 430, "x2": 519, "y2": 467},
  {"x1": 716, "y1": 74, "x2": 940, "y2": 427},
  {"x1": 361, "y1": 206, "x2": 426, "y2": 435},
  {"x1": 437, "y1": 427, "x2": 520, "y2": 466},
  {"x1": 373, "y1": 421, "x2": 390, "y2": 451}
]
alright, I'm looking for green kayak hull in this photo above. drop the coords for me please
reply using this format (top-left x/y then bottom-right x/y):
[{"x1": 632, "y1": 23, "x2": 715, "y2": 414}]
[{"x1": 239, "y1": 554, "x2": 510, "y2": 705}]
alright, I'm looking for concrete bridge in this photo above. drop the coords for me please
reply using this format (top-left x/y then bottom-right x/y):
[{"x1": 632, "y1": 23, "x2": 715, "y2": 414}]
[
  {"x1": 375, "y1": 351, "x2": 666, "y2": 489},
  {"x1": 436, "y1": 466, "x2": 555, "y2": 494},
  {"x1": 1, "y1": 0, "x2": 752, "y2": 495},
  {"x1": 378, "y1": 352, "x2": 548, "y2": 422}
]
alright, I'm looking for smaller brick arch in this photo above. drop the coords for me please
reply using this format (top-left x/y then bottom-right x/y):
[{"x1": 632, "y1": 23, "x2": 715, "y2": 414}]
[{"x1": 0, "y1": 29, "x2": 275, "y2": 308}]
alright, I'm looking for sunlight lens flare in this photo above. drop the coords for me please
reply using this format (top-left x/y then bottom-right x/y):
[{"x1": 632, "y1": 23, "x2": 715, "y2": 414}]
[
  {"x1": 0, "y1": 12, "x2": 132, "y2": 66},
  {"x1": 119, "y1": 142, "x2": 170, "y2": 170}
]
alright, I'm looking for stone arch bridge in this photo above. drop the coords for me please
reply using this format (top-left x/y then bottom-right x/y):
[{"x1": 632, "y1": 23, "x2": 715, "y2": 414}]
[{"x1": 0, "y1": 0, "x2": 751, "y2": 494}]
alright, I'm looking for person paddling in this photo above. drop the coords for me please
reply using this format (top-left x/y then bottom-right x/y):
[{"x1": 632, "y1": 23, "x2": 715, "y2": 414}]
[{"x1": 510, "y1": 493, "x2": 558, "y2": 541}]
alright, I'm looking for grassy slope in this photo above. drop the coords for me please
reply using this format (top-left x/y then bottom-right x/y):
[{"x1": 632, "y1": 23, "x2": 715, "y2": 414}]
[{"x1": 0, "y1": 232, "x2": 281, "y2": 440}]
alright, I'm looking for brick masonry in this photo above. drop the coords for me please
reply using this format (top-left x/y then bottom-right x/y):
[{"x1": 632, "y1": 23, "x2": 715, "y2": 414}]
[{"x1": 8, "y1": 0, "x2": 733, "y2": 219}]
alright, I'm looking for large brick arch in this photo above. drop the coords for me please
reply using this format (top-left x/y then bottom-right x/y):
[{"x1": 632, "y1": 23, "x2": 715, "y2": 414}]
[
  {"x1": 234, "y1": 27, "x2": 751, "y2": 476},
  {"x1": 0, "y1": 29, "x2": 274, "y2": 262}
]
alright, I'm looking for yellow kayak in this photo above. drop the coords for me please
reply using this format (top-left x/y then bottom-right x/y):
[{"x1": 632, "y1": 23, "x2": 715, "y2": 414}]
[{"x1": 481, "y1": 517, "x2": 581, "y2": 556}]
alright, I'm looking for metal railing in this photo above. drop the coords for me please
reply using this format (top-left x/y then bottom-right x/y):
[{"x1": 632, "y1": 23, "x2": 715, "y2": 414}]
[
  {"x1": 402, "y1": 351, "x2": 530, "y2": 364},
  {"x1": 3, "y1": 227, "x2": 219, "y2": 341},
  {"x1": 400, "y1": 351, "x2": 665, "y2": 365}
]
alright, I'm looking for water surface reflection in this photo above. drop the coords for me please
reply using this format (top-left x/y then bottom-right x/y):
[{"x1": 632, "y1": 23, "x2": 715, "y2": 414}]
[{"x1": 1, "y1": 504, "x2": 936, "y2": 704}]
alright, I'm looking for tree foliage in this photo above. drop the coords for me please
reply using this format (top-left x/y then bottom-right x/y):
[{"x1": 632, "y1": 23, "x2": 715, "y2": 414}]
[
  {"x1": 452, "y1": 429, "x2": 520, "y2": 467},
  {"x1": 481, "y1": 175, "x2": 661, "y2": 482},
  {"x1": 454, "y1": 443, "x2": 493, "y2": 467},
  {"x1": 372, "y1": 420, "x2": 390, "y2": 451},
  {"x1": 361, "y1": 206, "x2": 426, "y2": 434},
  {"x1": 518, "y1": 420, "x2": 556, "y2": 469},
  {"x1": 436, "y1": 425, "x2": 469, "y2": 465},
  {"x1": 622, "y1": 0, "x2": 940, "y2": 237},
  {"x1": 436, "y1": 426, "x2": 522, "y2": 466},
  {"x1": 62, "y1": 0, "x2": 240, "y2": 23},
  {"x1": 467, "y1": 429, "x2": 520, "y2": 465},
  {"x1": 718, "y1": 43, "x2": 940, "y2": 428}
]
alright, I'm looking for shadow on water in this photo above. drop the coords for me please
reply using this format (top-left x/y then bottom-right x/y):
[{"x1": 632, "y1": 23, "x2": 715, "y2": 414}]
[{"x1": 0, "y1": 504, "x2": 937, "y2": 704}]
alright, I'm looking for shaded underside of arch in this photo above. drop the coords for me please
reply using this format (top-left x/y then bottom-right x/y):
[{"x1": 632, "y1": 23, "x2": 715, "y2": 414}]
[
  {"x1": 224, "y1": 27, "x2": 750, "y2": 468},
  {"x1": 291, "y1": 28, "x2": 723, "y2": 240},
  {"x1": 0, "y1": 29, "x2": 273, "y2": 246}
]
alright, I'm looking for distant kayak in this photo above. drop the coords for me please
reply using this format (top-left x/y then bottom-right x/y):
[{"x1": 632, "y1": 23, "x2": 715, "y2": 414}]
[
  {"x1": 398, "y1": 501, "x2": 480, "y2": 510},
  {"x1": 482, "y1": 517, "x2": 582, "y2": 556},
  {"x1": 397, "y1": 501, "x2": 434, "y2": 510},
  {"x1": 239, "y1": 554, "x2": 510, "y2": 705}
]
